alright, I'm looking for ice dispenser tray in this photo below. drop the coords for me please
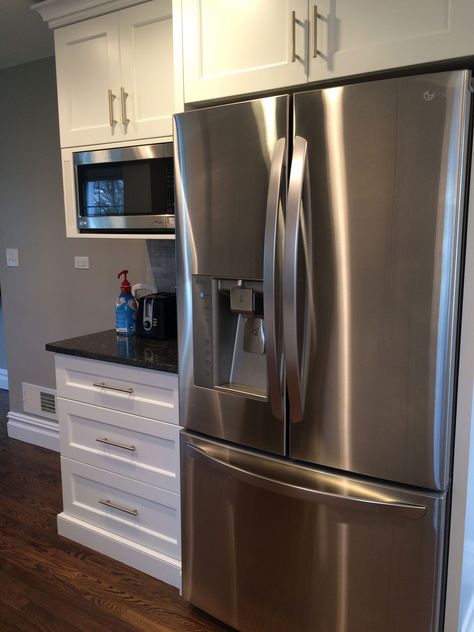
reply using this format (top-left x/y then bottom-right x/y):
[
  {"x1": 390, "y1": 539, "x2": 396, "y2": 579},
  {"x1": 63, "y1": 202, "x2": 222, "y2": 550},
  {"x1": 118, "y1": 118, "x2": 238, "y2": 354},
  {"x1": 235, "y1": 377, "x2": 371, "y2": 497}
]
[{"x1": 192, "y1": 276, "x2": 267, "y2": 400}]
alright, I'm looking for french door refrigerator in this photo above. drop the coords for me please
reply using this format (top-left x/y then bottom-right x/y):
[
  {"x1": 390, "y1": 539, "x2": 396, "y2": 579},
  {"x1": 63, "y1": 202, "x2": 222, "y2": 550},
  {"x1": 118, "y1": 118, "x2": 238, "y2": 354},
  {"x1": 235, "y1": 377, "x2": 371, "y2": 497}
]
[{"x1": 173, "y1": 70, "x2": 471, "y2": 632}]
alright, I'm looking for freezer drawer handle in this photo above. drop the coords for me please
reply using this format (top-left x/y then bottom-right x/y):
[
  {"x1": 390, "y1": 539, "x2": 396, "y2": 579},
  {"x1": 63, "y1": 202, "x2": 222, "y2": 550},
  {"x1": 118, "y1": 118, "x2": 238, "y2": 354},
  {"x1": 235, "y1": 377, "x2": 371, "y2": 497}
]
[
  {"x1": 93, "y1": 382, "x2": 134, "y2": 395},
  {"x1": 186, "y1": 443, "x2": 428, "y2": 520},
  {"x1": 99, "y1": 498, "x2": 138, "y2": 516},
  {"x1": 263, "y1": 137, "x2": 286, "y2": 420},
  {"x1": 96, "y1": 436, "x2": 136, "y2": 452}
]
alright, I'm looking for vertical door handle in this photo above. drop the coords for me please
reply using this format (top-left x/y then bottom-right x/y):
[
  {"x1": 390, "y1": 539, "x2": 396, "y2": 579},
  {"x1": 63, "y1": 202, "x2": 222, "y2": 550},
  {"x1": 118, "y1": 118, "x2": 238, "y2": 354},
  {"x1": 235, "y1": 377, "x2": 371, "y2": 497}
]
[
  {"x1": 120, "y1": 87, "x2": 130, "y2": 127},
  {"x1": 283, "y1": 136, "x2": 313, "y2": 423},
  {"x1": 108, "y1": 89, "x2": 117, "y2": 128},
  {"x1": 291, "y1": 11, "x2": 296, "y2": 62},
  {"x1": 264, "y1": 138, "x2": 286, "y2": 420},
  {"x1": 313, "y1": 5, "x2": 318, "y2": 58},
  {"x1": 291, "y1": 11, "x2": 304, "y2": 63}
]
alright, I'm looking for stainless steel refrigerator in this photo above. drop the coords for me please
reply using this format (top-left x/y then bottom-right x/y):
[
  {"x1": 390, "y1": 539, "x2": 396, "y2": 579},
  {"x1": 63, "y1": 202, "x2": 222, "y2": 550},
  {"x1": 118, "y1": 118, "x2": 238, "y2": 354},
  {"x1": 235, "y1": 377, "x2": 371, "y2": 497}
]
[{"x1": 173, "y1": 70, "x2": 471, "y2": 632}]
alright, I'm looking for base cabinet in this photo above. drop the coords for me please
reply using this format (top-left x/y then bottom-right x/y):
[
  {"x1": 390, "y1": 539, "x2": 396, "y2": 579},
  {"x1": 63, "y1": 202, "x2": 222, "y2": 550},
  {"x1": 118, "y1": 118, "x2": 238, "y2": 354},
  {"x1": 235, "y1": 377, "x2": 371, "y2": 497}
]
[{"x1": 54, "y1": 355, "x2": 181, "y2": 588}]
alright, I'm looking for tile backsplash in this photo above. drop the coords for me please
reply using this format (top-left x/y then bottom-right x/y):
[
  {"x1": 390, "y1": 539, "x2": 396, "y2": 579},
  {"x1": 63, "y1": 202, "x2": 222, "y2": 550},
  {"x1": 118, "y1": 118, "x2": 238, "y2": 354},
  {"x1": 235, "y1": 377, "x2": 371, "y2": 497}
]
[{"x1": 147, "y1": 240, "x2": 176, "y2": 291}]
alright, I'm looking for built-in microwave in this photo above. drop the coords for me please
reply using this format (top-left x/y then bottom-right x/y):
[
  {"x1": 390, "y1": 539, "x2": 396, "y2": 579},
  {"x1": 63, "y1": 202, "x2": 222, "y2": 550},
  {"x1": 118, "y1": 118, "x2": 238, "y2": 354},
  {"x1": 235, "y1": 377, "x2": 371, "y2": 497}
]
[{"x1": 73, "y1": 142, "x2": 175, "y2": 233}]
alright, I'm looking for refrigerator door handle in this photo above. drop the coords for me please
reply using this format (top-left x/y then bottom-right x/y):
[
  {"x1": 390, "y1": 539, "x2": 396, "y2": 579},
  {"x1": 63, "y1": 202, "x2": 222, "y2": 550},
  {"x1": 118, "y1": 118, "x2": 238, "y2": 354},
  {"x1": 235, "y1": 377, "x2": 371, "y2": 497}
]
[
  {"x1": 185, "y1": 442, "x2": 428, "y2": 520},
  {"x1": 283, "y1": 135, "x2": 313, "y2": 423},
  {"x1": 264, "y1": 138, "x2": 286, "y2": 420}
]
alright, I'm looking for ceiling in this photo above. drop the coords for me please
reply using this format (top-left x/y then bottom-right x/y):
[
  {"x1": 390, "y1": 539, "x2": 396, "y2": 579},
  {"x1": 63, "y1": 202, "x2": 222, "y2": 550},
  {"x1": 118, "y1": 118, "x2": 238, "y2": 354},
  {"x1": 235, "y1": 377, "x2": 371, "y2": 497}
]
[{"x1": 0, "y1": 1, "x2": 54, "y2": 70}]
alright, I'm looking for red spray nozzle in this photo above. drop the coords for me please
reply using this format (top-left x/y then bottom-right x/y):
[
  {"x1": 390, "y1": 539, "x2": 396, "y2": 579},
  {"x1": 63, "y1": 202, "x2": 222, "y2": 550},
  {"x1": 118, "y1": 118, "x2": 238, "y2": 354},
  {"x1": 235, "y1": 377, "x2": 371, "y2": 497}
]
[{"x1": 118, "y1": 270, "x2": 131, "y2": 294}]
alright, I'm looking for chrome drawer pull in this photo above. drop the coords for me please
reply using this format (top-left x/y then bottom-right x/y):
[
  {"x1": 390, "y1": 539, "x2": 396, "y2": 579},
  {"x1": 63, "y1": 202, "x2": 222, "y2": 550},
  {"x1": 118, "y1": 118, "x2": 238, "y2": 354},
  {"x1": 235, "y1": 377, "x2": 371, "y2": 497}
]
[
  {"x1": 99, "y1": 498, "x2": 138, "y2": 516},
  {"x1": 93, "y1": 382, "x2": 134, "y2": 394},
  {"x1": 96, "y1": 437, "x2": 136, "y2": 452}
]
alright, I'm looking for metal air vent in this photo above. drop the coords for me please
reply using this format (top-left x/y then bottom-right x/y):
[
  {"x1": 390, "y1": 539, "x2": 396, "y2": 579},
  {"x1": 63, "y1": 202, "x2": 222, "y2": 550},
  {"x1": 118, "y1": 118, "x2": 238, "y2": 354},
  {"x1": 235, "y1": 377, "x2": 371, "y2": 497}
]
[{"x1": 22, "y1": 383, "x2": 58, "y2": 421}]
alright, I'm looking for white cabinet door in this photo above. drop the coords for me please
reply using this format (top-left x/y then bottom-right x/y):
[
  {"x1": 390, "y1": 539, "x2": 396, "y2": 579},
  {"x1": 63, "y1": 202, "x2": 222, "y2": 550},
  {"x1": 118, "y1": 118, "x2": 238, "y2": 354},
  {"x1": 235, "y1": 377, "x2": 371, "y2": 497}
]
[
  {"x1": 182, "y1": 0, "x2": 308, "y2": 103},
  {"x1": 55, "y1": 14, "x2": 123, "y2": 147},
  {"x1": 119, "y1": 0, "x2": 175, "y2": 139},
  {"x1": 310, "y1": 0, "x2": 474, "y2": 81}
]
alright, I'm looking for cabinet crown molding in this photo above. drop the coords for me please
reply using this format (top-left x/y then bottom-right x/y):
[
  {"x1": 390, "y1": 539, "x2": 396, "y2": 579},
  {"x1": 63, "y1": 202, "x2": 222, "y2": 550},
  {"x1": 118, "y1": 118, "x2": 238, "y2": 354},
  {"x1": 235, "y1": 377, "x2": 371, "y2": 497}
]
[{"x1": 32, "y1": 0, "x2": 150, "y2": 29}]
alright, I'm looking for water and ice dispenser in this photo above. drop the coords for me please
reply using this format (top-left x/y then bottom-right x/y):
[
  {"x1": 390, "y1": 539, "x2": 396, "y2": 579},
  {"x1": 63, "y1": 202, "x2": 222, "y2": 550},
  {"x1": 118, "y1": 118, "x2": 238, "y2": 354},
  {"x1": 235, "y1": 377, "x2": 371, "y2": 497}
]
[{"x1": 192, "y1": 275, "x2": 267, "y2": 400}]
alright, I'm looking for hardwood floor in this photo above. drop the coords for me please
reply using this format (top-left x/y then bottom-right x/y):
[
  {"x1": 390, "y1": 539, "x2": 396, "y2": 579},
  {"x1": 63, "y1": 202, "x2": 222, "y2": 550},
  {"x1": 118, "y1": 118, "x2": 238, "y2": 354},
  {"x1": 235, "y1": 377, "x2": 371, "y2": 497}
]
[{"x1": 0, "y1": 390, "x2": 232, "y2": 632}]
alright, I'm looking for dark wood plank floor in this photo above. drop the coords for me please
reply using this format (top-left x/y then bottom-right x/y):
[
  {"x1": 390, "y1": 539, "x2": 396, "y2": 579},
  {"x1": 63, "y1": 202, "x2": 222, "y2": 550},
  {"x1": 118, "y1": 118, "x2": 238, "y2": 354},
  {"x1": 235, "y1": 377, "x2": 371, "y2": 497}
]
[{"x1": 0, "y1": 390, "x2": 232, "y2": 632}]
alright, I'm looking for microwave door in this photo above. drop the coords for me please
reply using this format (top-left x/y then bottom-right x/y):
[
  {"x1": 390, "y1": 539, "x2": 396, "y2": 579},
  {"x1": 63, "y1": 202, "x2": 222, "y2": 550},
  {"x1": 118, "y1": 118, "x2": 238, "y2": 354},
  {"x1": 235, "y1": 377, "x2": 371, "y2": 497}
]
[{"x1": 74, "y1": 142, "x2": 175, "y2": 232}]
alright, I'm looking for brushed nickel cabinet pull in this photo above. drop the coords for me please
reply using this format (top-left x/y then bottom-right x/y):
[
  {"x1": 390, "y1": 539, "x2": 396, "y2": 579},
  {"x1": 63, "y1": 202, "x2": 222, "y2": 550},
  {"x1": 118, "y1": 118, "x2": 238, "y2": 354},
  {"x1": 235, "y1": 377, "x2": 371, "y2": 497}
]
[
  {"x1": 313, "y1": 5, "x2": 318, "y2": 58},
  {"x1": 99, "y1": 498, "x2": 138, "y2": 516},
  {"x1": 291, "y1": 11, "x2": 304, "y2": 63},
  {"x1": 120, "y1": 87, "x2": 130, "y2": 126},
  {"x1": 92, "y1": 382, "x2": 134, "y2": 394},
  {"x1": 291, "y1": 11, "x2": 296, "y2": 62},
  {"x1": 108, "y1": 89, "x2": 117, "y2": 128},
  {"x1": 96, "y1": 436, "x2": 136, "y2": 452}
]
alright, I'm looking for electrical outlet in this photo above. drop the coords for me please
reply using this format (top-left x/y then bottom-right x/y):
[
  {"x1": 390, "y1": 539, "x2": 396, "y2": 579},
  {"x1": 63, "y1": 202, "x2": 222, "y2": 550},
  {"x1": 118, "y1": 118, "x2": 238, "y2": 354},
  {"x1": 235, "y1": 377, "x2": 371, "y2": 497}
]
[
  {"x1": 6, "y1": 248, "x2": 19, "y2": 267},
  {"x1": 74, "y1": 256, "x2": 90, "y2": 270}
]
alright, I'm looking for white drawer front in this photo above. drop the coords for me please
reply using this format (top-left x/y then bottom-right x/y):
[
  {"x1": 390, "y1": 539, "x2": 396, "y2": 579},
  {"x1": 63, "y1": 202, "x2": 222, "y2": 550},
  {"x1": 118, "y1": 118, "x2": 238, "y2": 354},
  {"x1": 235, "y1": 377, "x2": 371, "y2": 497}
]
[
  {"x1": 61, "y1": 457, "x2": 181, "y2": 561},
  {"x1": 59, "y1": 398, "x2": 180, "y2": 492},
  {"x1": 55, "y1": 355, "x2": 178, "y2": 424}
]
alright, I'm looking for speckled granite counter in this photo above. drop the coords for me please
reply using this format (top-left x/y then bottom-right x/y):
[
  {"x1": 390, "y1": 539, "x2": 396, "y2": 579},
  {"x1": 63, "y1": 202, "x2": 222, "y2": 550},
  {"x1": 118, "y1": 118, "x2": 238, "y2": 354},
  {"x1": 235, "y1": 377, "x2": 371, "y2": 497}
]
[{"x1": 46, "y1": 329, "x2": 178, "y2": 373}]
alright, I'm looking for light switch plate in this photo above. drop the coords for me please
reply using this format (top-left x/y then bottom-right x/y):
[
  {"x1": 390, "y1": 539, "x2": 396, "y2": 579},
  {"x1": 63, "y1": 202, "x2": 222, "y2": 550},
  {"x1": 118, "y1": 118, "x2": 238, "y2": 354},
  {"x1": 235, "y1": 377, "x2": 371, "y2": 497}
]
[
  {"x1": 6, "y1": 248, "x2": 19, "y2": 267},
  {"x1": 74, "y1": 256, "x2": 89, "y2": 270}
]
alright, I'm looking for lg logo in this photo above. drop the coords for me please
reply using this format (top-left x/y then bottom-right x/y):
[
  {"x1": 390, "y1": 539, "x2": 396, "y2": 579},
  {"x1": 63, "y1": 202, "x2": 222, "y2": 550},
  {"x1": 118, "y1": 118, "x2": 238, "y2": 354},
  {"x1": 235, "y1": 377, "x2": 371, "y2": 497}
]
[{"x1": 423, "y1": 90, "x2": 435, "y2": 101}]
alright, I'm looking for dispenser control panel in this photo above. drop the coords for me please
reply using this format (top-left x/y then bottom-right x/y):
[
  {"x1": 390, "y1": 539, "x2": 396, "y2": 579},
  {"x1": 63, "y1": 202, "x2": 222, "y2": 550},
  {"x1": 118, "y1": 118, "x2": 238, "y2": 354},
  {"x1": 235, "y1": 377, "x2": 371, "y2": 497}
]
[{"x1": 192, "y1": 276, "x2": 214, "y2": 388}]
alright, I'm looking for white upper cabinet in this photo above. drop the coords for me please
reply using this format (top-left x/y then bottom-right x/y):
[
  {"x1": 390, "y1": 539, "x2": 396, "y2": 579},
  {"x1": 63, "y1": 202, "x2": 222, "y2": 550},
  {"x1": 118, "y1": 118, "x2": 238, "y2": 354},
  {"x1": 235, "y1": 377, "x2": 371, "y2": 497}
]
[
  {"x1": 182, "y1": 0, "x2": 308, "y2": 103},
  {"x1": 54, "y1": 0, "x2": 175, "y2": 147},
  {"x1": 119, "y1": 1, "x2": 175, "y2": 140},
  {"x1": 55, "y1": 14, "x2": 121, "y2": 147},
  {"x1": 182, "y1": 0, "x2": 474, "y2": 103},
  {"x1": 310, "y1": 0, "x2": 474, "y2": 81}
]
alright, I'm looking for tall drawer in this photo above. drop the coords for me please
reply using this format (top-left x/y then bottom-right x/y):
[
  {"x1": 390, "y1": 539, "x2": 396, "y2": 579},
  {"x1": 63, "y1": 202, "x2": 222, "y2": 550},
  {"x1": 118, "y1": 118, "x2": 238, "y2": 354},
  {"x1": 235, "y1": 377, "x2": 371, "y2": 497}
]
[
  {"x1": 59, "y1": 398, "x2": 180, "y2": 492},
  {"x1": 61, "y1": 457, "x2": 181, "y2": 561},
  {"x1": 55, "y1": 355, "x2": 179, "y2": 423}
]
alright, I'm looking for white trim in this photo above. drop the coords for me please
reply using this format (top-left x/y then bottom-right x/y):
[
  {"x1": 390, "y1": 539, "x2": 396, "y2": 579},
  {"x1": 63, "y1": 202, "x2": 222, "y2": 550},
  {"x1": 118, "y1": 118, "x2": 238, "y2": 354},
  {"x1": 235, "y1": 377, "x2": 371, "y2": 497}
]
[
  {"x1": 462, "y1": 592, "x2": 474, "y2": 632},
  {"x1": 32, "y1": 0, "x2": 150, "y2": 30},
  {"x1": 7, "y1": 411, "x2": 59, "y2": 452},
  {"x1": 0, "y1": 368, "x2": 8, "y2": 391},
  {"x1": 445, "y1": 142, "x2": 474, "y2": 631},
  {"x1": 57, "y1": 512, "x2": 182, "y2": 589}
]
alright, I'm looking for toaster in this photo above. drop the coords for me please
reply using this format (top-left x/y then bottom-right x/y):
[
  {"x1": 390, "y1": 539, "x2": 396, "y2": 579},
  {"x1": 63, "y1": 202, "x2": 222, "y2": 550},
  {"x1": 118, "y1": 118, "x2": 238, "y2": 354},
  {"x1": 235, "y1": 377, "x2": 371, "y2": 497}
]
[{"x1": 136, "y1": 292, "x2": 177, "y2": 340}]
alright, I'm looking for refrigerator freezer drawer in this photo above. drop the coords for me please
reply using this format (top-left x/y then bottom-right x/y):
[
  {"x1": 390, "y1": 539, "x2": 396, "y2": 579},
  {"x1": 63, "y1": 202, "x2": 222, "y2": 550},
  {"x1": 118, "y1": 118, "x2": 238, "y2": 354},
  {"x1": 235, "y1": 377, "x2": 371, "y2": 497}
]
[{"x1": 181, "y1": 432, "x2": 446, "y2": 632}]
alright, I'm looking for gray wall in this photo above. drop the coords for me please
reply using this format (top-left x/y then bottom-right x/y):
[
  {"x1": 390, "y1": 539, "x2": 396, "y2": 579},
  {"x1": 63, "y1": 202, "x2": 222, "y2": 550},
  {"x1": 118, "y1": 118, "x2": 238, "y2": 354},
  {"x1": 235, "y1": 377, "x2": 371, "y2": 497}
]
[
  {"x1": 0, "y1": 298, "x2": 7, "y2": 370},
  {"x1": 0, "y1": 57, "x2": 153, "y2": 413}
]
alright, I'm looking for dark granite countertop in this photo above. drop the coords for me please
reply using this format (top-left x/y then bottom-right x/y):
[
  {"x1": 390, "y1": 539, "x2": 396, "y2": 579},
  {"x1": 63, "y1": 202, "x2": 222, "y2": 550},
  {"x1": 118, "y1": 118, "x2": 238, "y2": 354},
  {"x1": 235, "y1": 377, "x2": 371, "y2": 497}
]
[{"x1": 46, "y1": 330, "x2": 178, "y2": 374}]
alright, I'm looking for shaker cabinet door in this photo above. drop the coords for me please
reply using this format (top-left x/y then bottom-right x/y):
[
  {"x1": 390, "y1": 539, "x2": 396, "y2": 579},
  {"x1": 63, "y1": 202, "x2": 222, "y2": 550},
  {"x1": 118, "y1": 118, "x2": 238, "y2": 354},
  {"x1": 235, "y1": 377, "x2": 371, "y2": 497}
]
[
  {"x1": 310, "y1": 0, "x2": 474, "y2": 81},
  {"x1": 119, "y1": 0, "x2": 175, "y2": 140},
  {"x1": 182, "y1": 0, "x2": 308, "y2": 103},
  {"x1": 54, "y1": 14, "x2": 122, "y2": 148},
  {"x1": 54, "y1": 0, "x2": 178, "y2": 149}
]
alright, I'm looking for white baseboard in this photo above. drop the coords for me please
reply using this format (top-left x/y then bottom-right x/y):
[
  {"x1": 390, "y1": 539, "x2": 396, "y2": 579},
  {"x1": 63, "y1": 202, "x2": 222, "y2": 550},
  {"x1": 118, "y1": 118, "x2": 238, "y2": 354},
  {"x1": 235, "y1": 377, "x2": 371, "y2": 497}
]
[
  {"x1": 7, "y1": 410, "x2": 59, "y2": 452},
  {"x1": 0, "y1": 368, "x2": 8, "y2": 391},
  {"x1": 57, "y1": 512, "x2": 182, "y2": 589}
]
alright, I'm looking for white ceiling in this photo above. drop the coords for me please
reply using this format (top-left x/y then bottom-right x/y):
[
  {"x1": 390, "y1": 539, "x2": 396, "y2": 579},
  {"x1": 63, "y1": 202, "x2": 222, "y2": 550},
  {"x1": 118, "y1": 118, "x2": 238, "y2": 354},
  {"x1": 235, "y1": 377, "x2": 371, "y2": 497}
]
[{"x1": 0, "y1": 0, "x2": 54, "y2": 70}]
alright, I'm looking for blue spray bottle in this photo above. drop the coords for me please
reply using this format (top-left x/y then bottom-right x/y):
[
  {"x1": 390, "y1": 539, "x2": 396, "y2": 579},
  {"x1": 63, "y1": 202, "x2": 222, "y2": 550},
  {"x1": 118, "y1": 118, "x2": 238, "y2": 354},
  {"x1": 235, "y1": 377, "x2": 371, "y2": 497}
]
[{"x1": 115, "y1": 270, "x2": 137, "y2": 335}]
